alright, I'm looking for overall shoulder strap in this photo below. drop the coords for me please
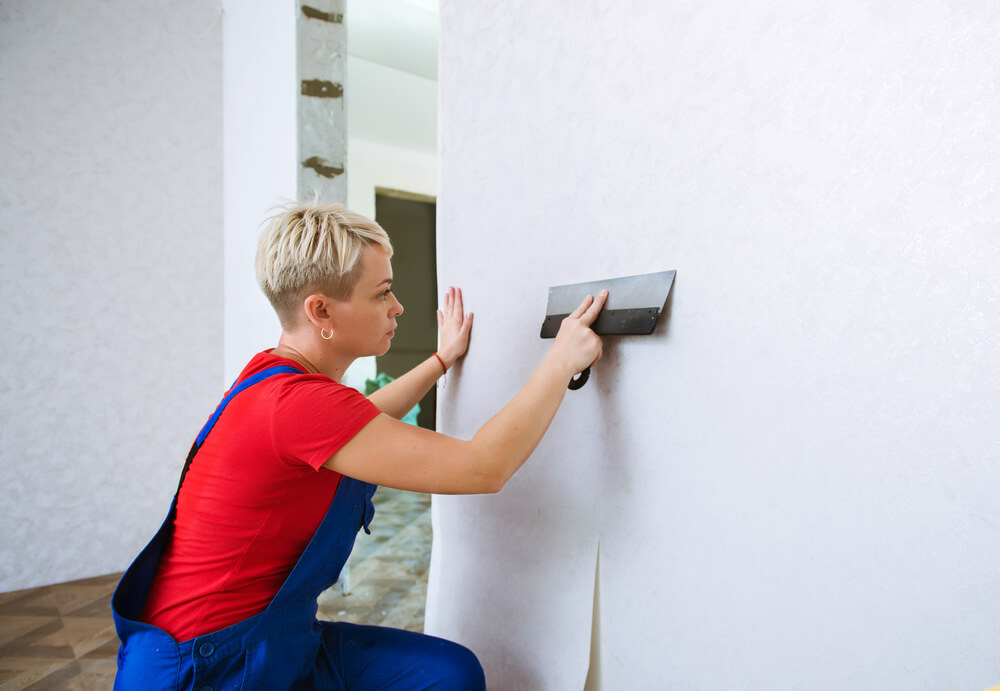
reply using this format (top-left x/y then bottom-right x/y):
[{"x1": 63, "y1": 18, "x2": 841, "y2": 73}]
[{"x1": 176, "y1": 365, "x2": 301, "y2": 492}]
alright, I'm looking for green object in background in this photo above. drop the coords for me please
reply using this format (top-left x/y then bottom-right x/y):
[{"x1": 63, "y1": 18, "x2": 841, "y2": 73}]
[{"x1": 365, "y1": 372, "x2": 421, "y2": 426}]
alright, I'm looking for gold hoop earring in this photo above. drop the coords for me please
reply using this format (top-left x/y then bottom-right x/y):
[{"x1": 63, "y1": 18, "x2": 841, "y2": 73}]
[{"x1": 321, "y1": 328, "x2": 334, "y2": 341}]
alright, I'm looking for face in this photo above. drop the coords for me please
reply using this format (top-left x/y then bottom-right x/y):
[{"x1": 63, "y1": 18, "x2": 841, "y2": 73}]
[{"x1": 327, "y1": 244, "x2": 404, "y2": 357}]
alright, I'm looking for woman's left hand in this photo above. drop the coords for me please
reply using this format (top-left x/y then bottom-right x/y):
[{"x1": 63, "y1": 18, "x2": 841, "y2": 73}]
[{"x1": 437, "y1": 286, "x2": 474, "y2": 369}]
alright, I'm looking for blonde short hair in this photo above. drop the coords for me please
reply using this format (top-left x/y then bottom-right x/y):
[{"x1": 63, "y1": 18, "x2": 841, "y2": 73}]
[{"x1": 255, "y1": 202, "x2": 393, "y2": 328}]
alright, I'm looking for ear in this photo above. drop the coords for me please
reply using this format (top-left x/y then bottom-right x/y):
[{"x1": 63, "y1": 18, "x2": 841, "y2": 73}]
[{"x1": 301, "y1": 293, "x2": 333, "y2": 329}]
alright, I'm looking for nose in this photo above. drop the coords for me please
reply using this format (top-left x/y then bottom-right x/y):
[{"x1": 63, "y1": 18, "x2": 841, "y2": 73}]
[{"x1": 391, "y1": 292, "x2": 404, "y2": 317}]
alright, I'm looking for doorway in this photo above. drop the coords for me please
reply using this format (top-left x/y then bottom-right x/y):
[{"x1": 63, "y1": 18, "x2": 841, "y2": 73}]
[{"x1": 374, "y1": 189, "x2": 437, "y2": 430}]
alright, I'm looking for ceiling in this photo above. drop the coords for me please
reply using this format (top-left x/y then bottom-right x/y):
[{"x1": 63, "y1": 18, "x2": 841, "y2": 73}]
[{"x1": 346, "y1": 0, "x2": 439, "y2": 81}]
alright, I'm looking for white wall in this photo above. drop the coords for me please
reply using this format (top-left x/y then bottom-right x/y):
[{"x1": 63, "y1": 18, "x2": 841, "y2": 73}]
[
  {"x1": 344, "y1": 54, "x2": 438, "y2": 387},
  {"x1": 222, "y1": 11, "x2": 441, "y2": 388},
  {"x1": 225, "y1": 47, "x2": 440, "y2": 391},
  {"x1": 0, "y1": 1, "x2": 224, "y2": 590},
  {"x1": 427, "y1": 2, "x2": 1000, "y2": 689},
  {"x1": 0, "y1": 1, "x2": 438, "y2": 591},
  {"x1": 346, "y1": 55, "x2": 438, "y2": 167},
  {"x1": 222, "y1": 0, "x2": 297, "y2": 384}
]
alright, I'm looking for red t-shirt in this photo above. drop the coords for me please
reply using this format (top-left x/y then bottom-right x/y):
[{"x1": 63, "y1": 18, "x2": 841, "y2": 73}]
[{"x1": 140, "y1": 351, "x2": 381, "y2": 642}]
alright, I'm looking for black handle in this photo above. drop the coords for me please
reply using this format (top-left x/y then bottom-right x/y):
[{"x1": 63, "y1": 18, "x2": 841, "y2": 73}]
[{"x1": 568, "y1": 367, "x2": 591, "y2": 390}]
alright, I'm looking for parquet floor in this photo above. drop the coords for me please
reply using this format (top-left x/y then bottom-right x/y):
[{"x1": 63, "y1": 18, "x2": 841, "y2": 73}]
[{"x1": 0, "y1": 488, "x2": 431, "y2": 690}]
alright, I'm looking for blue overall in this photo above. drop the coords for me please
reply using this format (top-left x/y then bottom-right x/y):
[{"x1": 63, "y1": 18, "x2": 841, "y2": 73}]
[{"x1": 112, "y1": 366, "x2": 485, "y2": 690}]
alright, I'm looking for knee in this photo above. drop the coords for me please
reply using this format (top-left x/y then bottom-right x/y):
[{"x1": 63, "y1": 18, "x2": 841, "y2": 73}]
[{"x1": 430, "y1": 640, "x2": 486, "y2": 691}]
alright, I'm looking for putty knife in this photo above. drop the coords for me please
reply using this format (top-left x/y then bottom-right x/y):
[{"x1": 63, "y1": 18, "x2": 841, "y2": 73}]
[{"x1": 540, "y1": 270, "x2": 675, "y2": 390}]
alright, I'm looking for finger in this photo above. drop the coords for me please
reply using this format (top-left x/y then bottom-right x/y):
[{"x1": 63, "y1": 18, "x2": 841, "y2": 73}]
[
  {"x1": 453, "y1": 287, "x2": 464, "y2": 318},
  {"x1": 443, "y1": 287, "x2": 452, "y2": 312},
  {"x1": 578, "y1": 290, "x2": 608, "y2": 326},
  {"x1": 569, "y1": 294, "x2": 595, "y2": 319}
]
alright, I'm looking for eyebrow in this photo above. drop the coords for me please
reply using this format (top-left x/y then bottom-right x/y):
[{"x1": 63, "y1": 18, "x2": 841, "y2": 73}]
[{"x1": 375, "y1": 279, "x2": 392, "y2": 288}]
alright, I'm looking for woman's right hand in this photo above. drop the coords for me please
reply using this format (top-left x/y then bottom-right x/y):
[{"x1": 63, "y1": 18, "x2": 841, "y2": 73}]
[
  {"x1": 548, "y1": 290, "x2": 608, "y2": 380},
  {"x1": 330, "y1": 288, "x2": 611, "y2": 495}
]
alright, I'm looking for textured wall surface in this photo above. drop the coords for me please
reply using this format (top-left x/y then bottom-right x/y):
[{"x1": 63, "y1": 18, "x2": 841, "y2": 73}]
[
  {"x1": 427, "y1": 2, "x2": 1000, "y2": 689},
  {"x1": 0, "y1": 1, "x2": 224, "y2": 590}
]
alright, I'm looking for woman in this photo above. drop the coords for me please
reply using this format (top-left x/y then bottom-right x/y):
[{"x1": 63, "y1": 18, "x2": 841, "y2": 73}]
[{"x1": 112, "y1": 203, "x2": 608, "y2": 690}]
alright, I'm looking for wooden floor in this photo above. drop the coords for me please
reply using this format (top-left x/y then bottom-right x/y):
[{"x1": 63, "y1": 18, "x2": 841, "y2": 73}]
[{"x1": 0, "y1": 488, "x2": 431, "y2": 690}]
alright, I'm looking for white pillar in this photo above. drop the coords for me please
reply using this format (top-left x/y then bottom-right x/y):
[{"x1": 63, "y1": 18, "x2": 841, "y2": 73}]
[{"x1": 222, "y1": 1, "x2": 347, "y2": 383}]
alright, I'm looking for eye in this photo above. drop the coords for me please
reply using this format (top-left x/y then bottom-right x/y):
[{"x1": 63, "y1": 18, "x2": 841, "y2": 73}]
[{"x1": 379, "y1": 289, "x2": 392, "y2": 300}]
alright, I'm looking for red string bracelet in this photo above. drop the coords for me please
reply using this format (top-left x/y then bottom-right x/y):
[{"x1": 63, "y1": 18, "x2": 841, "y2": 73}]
[{"x1": 433, "y1": 352, "x2": 448, "y2": 374}]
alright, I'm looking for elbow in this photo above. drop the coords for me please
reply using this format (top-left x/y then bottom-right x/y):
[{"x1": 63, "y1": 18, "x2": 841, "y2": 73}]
[
  {"x1": 468, "y1": 464, "x2": 506, "y2": 494},
  {"x1": 480, "y1": 472, "x2": 507, "y2": 495},
  {"x1": 465, "y1": 444, "x2": 509, "y2": 494}
]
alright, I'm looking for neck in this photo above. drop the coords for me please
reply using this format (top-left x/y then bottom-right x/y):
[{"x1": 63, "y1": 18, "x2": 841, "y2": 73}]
[{"x1": 272, "y1": 331, "x2": 353, "y2": 383}]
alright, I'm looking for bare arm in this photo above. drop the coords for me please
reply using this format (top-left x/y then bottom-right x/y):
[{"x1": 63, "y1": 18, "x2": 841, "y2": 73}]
[
  {"x1": 326, "y1": 291, "x2": 608, "y2": 494},
  {"x1": 367, "y1": 287, "x2": 473, "y2": 419},
  {"x1": 365, "y1": 356, "x2": 448, "y2": 420}
]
